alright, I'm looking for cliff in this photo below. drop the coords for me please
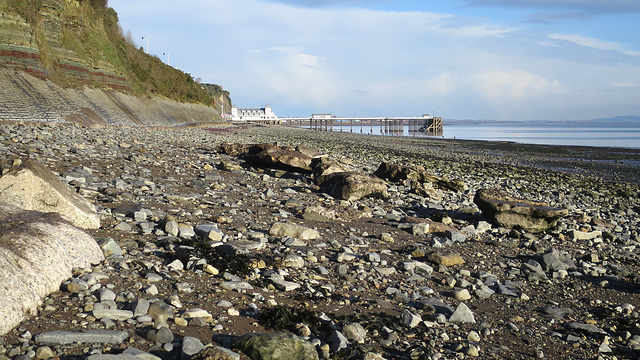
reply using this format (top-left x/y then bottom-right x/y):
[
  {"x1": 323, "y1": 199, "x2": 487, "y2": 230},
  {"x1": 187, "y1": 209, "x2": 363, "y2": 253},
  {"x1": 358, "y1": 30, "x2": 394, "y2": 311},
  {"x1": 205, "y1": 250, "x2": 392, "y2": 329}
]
[{"x1": 0, "y1": 0, "x2": 232, "y2": 125}]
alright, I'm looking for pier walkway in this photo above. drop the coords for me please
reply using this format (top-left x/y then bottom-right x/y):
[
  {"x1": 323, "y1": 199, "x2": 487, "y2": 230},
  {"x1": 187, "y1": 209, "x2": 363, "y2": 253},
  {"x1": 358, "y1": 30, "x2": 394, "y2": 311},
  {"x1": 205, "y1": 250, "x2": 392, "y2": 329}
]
[{"x1": 277, "y1": 115, "x2": 443, "y2": 136}]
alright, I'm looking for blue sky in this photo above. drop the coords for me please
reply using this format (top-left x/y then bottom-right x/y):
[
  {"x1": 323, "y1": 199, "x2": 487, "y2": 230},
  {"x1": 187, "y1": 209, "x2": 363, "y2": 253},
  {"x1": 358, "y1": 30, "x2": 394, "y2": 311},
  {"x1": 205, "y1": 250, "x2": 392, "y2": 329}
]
[{"x1": 108, "y1": 0, "x2": 640, "y2": 120}]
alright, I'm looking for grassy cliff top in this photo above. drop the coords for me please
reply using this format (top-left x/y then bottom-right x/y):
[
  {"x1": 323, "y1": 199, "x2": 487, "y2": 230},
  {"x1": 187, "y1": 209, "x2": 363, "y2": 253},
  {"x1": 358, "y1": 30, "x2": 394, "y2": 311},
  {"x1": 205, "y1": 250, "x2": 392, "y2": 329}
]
[{"x1": 1, "y1": 0, "x2": 229, "y2": 108}]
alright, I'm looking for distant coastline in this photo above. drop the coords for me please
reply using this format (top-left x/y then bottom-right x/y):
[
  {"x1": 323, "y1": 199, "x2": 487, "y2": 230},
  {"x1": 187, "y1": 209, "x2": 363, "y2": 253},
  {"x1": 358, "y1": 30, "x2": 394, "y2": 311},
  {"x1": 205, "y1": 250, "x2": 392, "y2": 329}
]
[{"x1": 445, "y1": 115, "x2": 640, "y2": 126}]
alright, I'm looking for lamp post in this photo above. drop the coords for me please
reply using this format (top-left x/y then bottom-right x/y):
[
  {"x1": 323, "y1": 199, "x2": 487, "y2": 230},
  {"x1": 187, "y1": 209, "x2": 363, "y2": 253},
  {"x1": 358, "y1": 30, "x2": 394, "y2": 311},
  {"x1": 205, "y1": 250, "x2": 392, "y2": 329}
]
[{"x1": 142, "y1": 36, "x2": 149, "y2": 54}]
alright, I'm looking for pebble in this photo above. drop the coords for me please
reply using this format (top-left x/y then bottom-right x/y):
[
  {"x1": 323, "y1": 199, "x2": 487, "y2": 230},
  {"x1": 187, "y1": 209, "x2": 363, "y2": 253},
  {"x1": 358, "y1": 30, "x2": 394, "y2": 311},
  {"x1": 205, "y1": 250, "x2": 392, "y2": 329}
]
[
  {"x1": 35, "y1": 347, "x2": 54, "y2": 359},
  {"x1": 453, "y1": 289, "x2": 471, "y2": 301},
  {"x1": 449, "y1": 303, "x2": 476, "y2": 324},
  {"x1": 401, "y1": 309, "x2": 423, "y2": 328},
  {"x1": 2, "y1": 123, "x2": 639, "y2": 360}
]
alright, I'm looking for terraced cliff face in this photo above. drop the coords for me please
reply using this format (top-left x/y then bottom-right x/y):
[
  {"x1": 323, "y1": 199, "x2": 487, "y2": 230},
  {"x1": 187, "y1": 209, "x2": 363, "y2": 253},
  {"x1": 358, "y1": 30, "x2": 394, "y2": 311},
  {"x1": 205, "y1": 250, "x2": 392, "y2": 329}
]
[
  {"x1": 0, "y1": 0, "x2": 232, "y2": 125},
  {"x1": 0, "y1": 0, "x2": 129, "y2": 90}
]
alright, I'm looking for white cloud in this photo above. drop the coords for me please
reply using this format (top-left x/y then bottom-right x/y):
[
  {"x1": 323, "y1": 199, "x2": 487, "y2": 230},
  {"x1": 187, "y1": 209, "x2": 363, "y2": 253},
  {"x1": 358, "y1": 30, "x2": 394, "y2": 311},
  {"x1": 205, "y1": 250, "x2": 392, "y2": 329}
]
[
  {"x1": 439, "y1": 24, "x2": 516, "y2": 38},
  {"x1": 472, "y1": 69, "x2": 561, "y2": 100},
  {"x1": 246, "y1": 47, "x2": 334, "y2": 106},
  {"x1": 549, "y1": 33, "x2": 639, "y2": 56},
  {"x1": 466, "y1": 0, "x2": 640, "y2": 15},
  {"x1": 611, "y1": 82, "x2": 639, "y2": 88}
]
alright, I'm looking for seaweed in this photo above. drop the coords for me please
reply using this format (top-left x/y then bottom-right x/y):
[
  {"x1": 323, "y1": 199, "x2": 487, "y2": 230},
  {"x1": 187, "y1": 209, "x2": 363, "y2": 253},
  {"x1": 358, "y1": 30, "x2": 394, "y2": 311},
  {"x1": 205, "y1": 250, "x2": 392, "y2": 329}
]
[{"x1": 258, "y1": 305, "x2": 329, "y2": 334}]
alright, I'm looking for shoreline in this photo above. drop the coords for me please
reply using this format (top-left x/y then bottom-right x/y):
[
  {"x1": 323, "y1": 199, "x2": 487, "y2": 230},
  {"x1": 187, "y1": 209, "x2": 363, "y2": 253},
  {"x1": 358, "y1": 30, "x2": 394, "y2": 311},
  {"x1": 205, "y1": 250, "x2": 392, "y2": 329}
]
[{"x1": 230, "y1": 124, "x2": 640, "y2": 184}]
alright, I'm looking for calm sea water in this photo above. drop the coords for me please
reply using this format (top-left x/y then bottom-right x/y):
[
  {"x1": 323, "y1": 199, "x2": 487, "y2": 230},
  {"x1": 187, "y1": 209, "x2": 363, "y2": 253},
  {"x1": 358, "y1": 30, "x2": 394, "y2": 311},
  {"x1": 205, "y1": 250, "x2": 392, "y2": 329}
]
[
  {"x1": 305, "y1": 121, "x2": 640, "y2": 149},
  {"x1": 442, "y1": 122, "x2": 640, "y2": 148}
]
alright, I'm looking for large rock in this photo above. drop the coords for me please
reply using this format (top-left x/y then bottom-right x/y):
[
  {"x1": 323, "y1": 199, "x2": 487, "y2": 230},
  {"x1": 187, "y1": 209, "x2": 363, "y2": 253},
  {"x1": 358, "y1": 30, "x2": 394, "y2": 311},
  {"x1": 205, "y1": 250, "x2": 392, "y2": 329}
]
[
  {"x1": 374, "y1": 162, "x2": 466, "y2": 192},
  {"x1": 232, "y1": 332, "x2": 319, "y2": 360},
  {"x1": 247, "y1": 146, "x2": 313, "y2": 173},
  {"x1": 316, "y1": 172, "x2": 388, "y2": 201},
  {"x1": 0, "y1": 204, "x2": 104, "y2": 335},
  {"x1": 311, "y1": 157, "x2": 349, "y2": 181},
  {"x1": 0, "y1": 160, "x2": 100, "y2": 229},
  {"x1": 219, "y1": 143, "x2": 273, "y2": 157},
  {"x1": 473, "y1": 188, "x2": 568, "y2": 233},
  {"x1": 219, "y1": 143, "x2": 316, "y2": 173}
]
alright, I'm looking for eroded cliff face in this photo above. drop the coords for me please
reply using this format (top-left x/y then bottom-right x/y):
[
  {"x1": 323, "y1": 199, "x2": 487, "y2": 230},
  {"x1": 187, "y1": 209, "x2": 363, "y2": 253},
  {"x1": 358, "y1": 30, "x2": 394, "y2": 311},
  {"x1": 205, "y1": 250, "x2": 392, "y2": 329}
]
[
  {"x1": 0, "y1": 0, "x2": 234, "y2": 125},
  {"x1": 0, "y1": 0, "x2": 129, "y2": 90}
]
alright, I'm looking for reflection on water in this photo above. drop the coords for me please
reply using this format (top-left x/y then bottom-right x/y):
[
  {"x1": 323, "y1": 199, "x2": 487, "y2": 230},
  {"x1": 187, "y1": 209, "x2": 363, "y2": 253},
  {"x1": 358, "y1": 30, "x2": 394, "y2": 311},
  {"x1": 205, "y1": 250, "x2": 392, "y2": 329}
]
[{"x1": 305, "y1": 122, "x2": 640, "y2": 149}]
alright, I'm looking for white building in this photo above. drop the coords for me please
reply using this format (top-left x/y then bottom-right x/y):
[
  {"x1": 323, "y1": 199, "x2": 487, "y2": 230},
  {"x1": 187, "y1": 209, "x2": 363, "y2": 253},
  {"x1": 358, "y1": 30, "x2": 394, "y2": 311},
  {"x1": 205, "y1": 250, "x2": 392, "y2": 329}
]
[{"x1": 230, "y1": 105, "x2": 278, "y2": 121}]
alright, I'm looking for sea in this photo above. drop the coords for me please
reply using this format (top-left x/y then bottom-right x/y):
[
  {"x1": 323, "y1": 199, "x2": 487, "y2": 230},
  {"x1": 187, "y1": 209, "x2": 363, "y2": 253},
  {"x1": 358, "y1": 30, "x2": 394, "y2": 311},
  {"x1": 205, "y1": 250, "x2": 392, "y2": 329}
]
[{"x1": 296, "y1": 120, "x2": 640, "y2": 149}]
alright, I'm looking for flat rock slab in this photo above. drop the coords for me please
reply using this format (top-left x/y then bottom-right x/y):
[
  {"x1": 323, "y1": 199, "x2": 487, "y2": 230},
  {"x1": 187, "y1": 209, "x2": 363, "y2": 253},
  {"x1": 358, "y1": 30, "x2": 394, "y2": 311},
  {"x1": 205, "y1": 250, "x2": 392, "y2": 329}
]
[
  {"x1": 88, "y1": 355, "x2": 141, "y2": 360},
  {"x1": 35, "y1": 330, "x2": 129, "y2": 345},
  {"x1": 0, "y1": 160, "x2": 100, "y2": 229},
  {"x1": 220, "y1": 281, "x2": 254, "y2": 291},
  {"x1": 474, "y1": 188, "x2": 568, "y2": 233},
  {"x1": 0, "y1": 204, "x2": 104, "y2": 335},
  {"x1": 272, "y1": 279, "x2": 301, "y2": 292}
]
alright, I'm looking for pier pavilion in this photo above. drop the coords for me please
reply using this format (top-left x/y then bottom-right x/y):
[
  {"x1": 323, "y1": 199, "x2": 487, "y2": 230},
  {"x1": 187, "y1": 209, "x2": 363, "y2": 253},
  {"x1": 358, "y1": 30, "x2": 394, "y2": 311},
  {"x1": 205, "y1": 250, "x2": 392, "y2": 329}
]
[{"x1": 230, "y1": 105, "x2": 279, "y2": 123}]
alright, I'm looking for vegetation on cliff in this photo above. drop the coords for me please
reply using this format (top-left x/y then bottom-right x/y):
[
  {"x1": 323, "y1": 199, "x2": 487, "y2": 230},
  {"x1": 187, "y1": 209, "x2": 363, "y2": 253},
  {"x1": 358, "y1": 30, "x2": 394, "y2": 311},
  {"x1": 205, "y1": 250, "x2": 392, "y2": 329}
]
[{"x1": 1, "y1": 0, "x2": 230, "y2": 108}]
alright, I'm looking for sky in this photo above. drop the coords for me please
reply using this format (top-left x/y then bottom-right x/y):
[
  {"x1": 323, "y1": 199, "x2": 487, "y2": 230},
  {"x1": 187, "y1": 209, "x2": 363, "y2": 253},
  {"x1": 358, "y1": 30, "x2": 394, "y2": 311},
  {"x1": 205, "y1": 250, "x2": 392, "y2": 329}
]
[{"x1": 108, "y1": 0, "x2": 640, "y2": 120}]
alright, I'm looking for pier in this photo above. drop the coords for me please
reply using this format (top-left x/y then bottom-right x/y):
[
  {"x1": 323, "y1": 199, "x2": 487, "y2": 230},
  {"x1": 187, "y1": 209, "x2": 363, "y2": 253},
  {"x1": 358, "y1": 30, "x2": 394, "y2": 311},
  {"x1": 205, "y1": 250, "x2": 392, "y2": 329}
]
[{"x1": 279, "y1": 115, "x2": 443, "y2": 136}]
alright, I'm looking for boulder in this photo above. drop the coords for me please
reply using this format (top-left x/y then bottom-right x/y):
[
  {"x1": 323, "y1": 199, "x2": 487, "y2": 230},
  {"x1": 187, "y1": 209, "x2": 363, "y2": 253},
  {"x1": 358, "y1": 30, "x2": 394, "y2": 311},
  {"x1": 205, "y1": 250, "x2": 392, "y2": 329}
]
[
  {"x1": 232, "y1": 332, "x2": 319, "y2": 360},
  {"x1": 316, "y1": 172, "x2": 388, "y2": 201},
  {"x1": 310, "y1": 157, "x2": 349, "y2": 181},
  {"x1": 247, "y1": 146, "x2": 313, "y2": 173},
  {"x1": 0, "y1": 160, "x2": 100, "y2": 229},
  {"x1": 374, "y1": 162, "x2": 466, "y2": 192},
  {"x1": 219, "y1": 143, "x2": 274, "y2": 157},
  {"x1": 473, "y1": 188, "x2": 568, "y2": 233},
  {"x1": 0, "y1": 204, "x2": 104, "y2": 335},
  {"x1": 409, "y1": 180, "x2": 441, "y2": 201},
  {"x1": 219, "y1": 143, "x2": 316, "y2": 173}
]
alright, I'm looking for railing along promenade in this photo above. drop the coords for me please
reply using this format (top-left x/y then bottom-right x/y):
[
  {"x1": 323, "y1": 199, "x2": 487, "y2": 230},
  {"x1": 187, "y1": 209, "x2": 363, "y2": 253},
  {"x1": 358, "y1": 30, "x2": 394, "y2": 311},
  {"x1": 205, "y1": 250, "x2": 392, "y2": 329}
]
[{"x1": 277, "y1": 116, "x2": 443, "y2": 136}]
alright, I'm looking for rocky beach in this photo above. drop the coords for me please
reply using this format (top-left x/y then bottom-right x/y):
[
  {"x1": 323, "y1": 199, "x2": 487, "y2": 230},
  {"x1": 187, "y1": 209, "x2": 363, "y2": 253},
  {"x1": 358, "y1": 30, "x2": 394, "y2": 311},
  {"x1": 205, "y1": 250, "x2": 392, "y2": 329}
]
[{"x1": 1, "y1": 122, "x2": 639, "y2": 360}]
